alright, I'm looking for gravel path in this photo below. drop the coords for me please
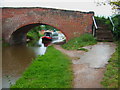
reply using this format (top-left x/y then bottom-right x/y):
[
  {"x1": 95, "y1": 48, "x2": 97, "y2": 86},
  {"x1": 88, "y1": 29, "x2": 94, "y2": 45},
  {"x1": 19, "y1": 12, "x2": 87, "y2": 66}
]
[{"x1": 54, "y1": 42, "x2": 116, "y2": 88}]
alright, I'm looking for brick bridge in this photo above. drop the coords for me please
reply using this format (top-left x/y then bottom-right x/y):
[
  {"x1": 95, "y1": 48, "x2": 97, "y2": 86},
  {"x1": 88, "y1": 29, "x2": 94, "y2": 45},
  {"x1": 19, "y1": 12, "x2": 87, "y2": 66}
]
[{"x1": 2, "y1": 7, "x2": 94, "y2": 44}]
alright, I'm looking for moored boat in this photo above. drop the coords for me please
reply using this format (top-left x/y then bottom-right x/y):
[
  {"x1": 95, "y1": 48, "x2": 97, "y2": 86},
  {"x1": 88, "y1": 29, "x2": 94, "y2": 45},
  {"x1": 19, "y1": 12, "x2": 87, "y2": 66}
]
[{"x1": 42, "y1": 32, "x2": 52, "y2": 41}]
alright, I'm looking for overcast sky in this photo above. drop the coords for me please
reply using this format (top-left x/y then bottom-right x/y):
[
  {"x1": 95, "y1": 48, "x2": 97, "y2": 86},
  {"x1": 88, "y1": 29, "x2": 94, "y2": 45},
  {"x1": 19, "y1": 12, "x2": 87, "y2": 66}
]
[{"x1": 1, "y1": 0, "x2": 113, "y2": 17}]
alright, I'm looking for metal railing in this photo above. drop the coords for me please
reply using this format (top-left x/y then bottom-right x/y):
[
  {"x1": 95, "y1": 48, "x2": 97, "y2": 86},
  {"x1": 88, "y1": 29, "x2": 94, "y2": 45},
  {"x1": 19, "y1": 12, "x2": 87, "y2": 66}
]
[
  {"x1": 108, "y1": 16, "x2": 115, "y2": 32},
  {"x1": 92, "y1": 16, "x2": 98, "y2": 29},
  {"x1": 92, "y1": 16, "x2": 98, "y2": 36}
]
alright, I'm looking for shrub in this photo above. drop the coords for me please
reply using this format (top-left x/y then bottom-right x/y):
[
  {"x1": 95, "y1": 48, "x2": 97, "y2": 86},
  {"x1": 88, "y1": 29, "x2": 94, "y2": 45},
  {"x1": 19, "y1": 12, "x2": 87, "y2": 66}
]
[{"x1": 62, "y1": 33, "x2": 97, "y2": 50}]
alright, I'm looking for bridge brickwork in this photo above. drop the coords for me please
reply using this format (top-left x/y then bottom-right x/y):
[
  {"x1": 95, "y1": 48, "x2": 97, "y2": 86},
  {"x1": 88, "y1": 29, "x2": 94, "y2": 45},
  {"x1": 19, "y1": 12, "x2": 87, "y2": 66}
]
[{"x1": 2, "y1": 7, "x2": 94, "y2": 44}]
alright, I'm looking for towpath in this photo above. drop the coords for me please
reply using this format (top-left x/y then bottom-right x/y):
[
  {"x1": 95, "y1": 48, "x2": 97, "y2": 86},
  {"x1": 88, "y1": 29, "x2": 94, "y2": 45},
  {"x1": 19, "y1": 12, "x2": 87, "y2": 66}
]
[{"x1": 54, "y1": 42, "x2": 116, "y2": 88}]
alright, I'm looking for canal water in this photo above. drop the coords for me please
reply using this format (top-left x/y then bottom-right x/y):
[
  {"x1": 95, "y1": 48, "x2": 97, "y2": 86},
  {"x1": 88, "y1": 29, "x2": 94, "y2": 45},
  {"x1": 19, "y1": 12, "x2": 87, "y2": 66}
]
[
  {"x1": 2, "y1": 35, "x2": 65, "y2": 88},
  {"x1": 2, "y1": 39, "x2": 47, "y2": 88}
]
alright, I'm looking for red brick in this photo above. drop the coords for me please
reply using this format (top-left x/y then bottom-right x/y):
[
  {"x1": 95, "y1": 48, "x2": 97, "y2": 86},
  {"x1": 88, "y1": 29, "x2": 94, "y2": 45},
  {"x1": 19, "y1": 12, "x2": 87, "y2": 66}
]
[{"x1": 2, "y1": 7, "x2": 94, "y2": 44}]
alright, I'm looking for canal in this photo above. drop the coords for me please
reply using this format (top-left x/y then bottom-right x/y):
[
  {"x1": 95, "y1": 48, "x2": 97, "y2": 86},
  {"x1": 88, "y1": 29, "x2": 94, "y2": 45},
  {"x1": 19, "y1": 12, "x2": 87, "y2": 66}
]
[
  {"x1": 2, "y1": 30, "x2": 66, "y2": 88},
  {"x1": 2, "y1": 40, "x2": 47, "y2": 88}
]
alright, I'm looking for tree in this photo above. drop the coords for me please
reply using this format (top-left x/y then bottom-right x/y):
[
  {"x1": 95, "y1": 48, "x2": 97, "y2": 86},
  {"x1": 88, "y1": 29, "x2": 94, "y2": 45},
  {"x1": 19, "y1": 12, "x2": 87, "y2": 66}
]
[
  {"x1": 110, "y1": 0, "x2": 120, "y2": 14},
  {"x1": 96, "y1": 0, "x2": 120, "y2": 14},
  {"x1": 112, "y1": 15, "x2": 120, "y2": 40},
  {"x1": 110, "y1": 0, "x2": 120, "y2": 10}
]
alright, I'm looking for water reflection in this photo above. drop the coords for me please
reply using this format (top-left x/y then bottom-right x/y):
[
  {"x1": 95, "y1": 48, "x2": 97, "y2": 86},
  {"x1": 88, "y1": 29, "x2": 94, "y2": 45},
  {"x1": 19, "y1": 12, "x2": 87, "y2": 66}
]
[
  {"x1": 30, "y1": 44, "x2": 47, "y2": 56},
  {"x1": 2, "y1": 38, "x2": 50, "y2": 88},
  {"x1": 2, "y1": 45, "x2": 36, "y2": 88},
  {"x1": 2, "y1": 34, "x2": 65, "y2": 88}
]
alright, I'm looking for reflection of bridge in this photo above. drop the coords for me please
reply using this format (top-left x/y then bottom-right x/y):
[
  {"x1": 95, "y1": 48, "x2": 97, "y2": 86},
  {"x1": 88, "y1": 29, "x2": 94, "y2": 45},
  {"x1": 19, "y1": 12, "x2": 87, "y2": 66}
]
[{"x1": 2, "y1": 7, "x2": 94, "y2": 44}]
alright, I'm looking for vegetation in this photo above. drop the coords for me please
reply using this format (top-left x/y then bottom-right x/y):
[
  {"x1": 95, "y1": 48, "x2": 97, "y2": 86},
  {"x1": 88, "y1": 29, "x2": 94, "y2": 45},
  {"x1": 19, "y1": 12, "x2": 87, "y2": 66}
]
[
  {"x1": 27, "y1": 25, "x2": 60, "y2": 46},
  {"x1": 62, "y1": 33, "x2": 97, "y2": 50},
  {"x1": 45, "y1": 25, "x2": 59, "y2": 31},
  {"x1": 101, "y1": 41, "x2": 120, "y2": 88},
  {"x1": 95, "y1": 16, "x2": 112, "y2": 30},
  {"x1": 96, "y1": 0, "x2": 120, "y2": 14},
  {"x1": 27, "y1": 26, "x2": 41, "y2": 41},
  {"x1": 111, "y1": 15, "x2": 120, "y2": 40},
  {"x1": 95, "y1": 15, "x2": 120, "y2": 40},
  {"x1": 95, "y1": 16, "x2": 108, "y2": 24},
  {"x1": 11, "y1": 46, "x2": 73, "y2": 88},
  {"x1": 110, "y1": 0, "x2": 120, "y2": 9},
  {"x1": 95, "y1": 0, "x2": 120, "y2": 40},
  {"x1": 95, "y1": 15, "x2": 120, "y2": 87},
  {"x1": 110, "y1": 0, "x2": 120, "y2": 11},
  {"x1": 27, "y1": 26, "x2": 43, "y2": 46}
]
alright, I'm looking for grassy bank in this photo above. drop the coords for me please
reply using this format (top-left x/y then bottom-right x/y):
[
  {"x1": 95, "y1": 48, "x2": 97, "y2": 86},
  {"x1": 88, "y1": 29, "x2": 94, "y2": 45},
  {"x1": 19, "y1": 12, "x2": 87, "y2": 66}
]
[
  {"x1": 11, "y1": 46, "x2": 73, "y2": 88},
  {"x1": 62, "y1": 33, "x2": 97, "y2": 50},
  {"x1": 101, "y1": 41, "x2": 120, "y2": 88}
]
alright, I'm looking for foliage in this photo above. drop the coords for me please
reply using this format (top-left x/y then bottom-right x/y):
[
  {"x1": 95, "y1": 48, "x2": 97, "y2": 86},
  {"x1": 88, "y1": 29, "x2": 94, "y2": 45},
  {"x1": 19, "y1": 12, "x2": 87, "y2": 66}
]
[
  {"x1": 45, "y1": 25, "x2": 59, "y2": 31},
  {"x1": 27, "y1": 26, "x2": 41, "y2": 40},
  {"x1": 101, "y1": 41, "x2": 120, "y2": 88},
  {"x1": 11, "y1": 46, "x2": 73, "y2": 88},
  {"x1": 27, "y1": 26, "x2": 42, "y2": 46},
  {"x1": 111, "y1": 15, "x2": 120, "y2": 40},
  {"x1": 95, "y1": 15, "x2": 120, "y2": 40},
  {"x1": 110, "y1": 0, "x2": 120, "y2": 10},
  {"x1": 27, "y1": 24, "x2": 59, "y2": 41},
  {"x1": 27, "y1": 24, "x2": 60, "y2": 40},
  {"x1": 62, "y1": 33, "x2": 97, "y2": 50},
  {"x1": 27, "y1": 25, "x2": 60, "y2": 46},
  {"x1": 95, "y1": 16, "x2": 107, "y2": 25},
  {"x1": 96, "y1": 0, "x2": 120, "y2": 14},
  {"x1": 95, "y1": 16, "x2": 112, "y2": 29}
]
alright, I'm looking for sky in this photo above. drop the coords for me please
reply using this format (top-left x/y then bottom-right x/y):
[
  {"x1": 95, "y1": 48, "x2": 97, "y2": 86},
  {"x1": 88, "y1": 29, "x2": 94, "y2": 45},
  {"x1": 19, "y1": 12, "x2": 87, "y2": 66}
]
[{"x1": 0, "y1": 0, "x2": 113, "y2": 17}]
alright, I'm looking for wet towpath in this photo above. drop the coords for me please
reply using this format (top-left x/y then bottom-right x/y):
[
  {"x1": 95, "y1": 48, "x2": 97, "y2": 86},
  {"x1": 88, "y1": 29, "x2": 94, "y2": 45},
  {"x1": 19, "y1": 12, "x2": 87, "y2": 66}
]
[{"x1": 54, "y1": 42, "x2": 116, "y2": 88}]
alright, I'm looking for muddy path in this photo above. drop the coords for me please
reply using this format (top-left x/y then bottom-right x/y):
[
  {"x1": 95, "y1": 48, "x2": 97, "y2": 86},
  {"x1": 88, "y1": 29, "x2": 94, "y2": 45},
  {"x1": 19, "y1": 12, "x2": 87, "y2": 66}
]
[{"x1": 54, "y1": 42, "x2": 116, "y2": 88}]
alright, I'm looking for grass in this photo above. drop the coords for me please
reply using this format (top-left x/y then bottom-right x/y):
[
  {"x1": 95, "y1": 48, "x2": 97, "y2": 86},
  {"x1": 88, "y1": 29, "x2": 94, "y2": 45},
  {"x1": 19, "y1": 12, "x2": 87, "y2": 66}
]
[
  {"x1": 11, "y1": 46, "x2": 73, "y2": 88},
  {"x1": 101, "y1": 41, "x2": 120, "y2": 88},
  {"x1": 62, "y1": 33, "x2": 97, "y2": 50}
]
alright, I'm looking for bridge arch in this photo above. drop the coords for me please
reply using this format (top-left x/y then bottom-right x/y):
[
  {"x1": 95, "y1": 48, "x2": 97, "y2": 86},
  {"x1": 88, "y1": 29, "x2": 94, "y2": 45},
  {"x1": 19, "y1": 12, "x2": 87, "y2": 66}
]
[
  {"x1": 10, "y1": 23, "x2": 67, "y2": 45},
  {"x1": 2, "y1": 8, "x2": 94, "y2": 44}
]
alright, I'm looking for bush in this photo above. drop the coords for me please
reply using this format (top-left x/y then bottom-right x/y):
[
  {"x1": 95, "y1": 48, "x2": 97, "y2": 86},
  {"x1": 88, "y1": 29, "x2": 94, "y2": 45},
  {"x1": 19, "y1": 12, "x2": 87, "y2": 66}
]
[
  {"x1": 95, "y1": 16, "x2": 112, "y2": 30},
  {"x1": 62, "y1": 33, "x2": 97, "y2": 50},
  {"x1": 95, "y1": 15, "x2": 120, "y2": 40},
  {"x1": 112, "y1": 15, "x2": 120, "y2": 40},
  {"x1": 27, "y1": 28, "x2": 40, "y2": 40}
]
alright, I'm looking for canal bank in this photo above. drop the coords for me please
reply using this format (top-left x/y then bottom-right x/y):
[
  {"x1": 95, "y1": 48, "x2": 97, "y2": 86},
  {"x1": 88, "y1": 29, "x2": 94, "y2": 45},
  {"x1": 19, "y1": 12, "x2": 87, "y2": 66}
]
[
  {"x1": 10, "y1": 46, "x2": 73, "y2": 88},
  {"x1": 2, "y1": 41, "x2": 117, "y2": 88},
  {"x1": 2, "y1": 45, "x2": 38, "y2": 88},
  {"x1": 2, "y1": 40, "x2": 50, "y2": 88},
  {"x1": 2, "y1": 30, "x2": 67, "y2": 88},
  {"x1": 2, "y1": 32, "x2": 117, "y2": 88}
]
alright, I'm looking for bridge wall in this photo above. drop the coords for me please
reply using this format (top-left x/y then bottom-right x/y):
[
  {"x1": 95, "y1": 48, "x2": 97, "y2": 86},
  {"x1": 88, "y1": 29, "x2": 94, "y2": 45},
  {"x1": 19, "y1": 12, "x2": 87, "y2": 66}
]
[{"x1": 2, "y1": 7, "x2": 94, "y2": 44}]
